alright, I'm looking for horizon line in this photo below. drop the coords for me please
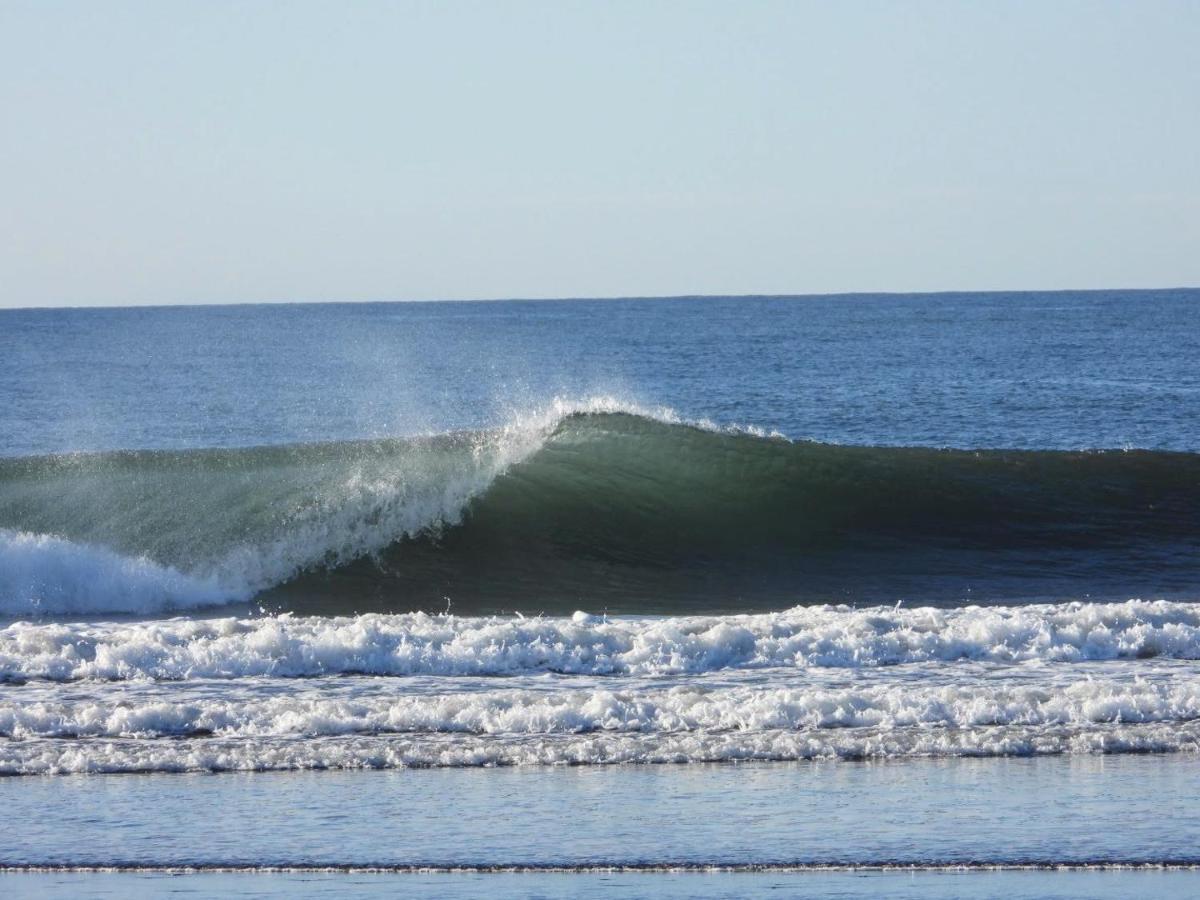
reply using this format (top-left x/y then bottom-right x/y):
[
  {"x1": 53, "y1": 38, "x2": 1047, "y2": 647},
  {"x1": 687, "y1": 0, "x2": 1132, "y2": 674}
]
[{"x1": 2, "y1": 284, "x2": 1198, "y2": 313}]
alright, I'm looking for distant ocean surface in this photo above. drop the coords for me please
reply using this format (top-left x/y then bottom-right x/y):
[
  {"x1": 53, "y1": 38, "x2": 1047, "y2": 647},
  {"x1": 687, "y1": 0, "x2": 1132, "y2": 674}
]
[{"x1": 2, "y1": 290, "x2": 1200, "y2": 881}]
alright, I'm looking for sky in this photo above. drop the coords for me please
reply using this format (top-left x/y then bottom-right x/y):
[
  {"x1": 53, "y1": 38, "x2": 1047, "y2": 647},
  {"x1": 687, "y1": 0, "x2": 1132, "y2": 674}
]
[{"x1": 1, "y1": 0, "x2": 1197, "y2": 308}]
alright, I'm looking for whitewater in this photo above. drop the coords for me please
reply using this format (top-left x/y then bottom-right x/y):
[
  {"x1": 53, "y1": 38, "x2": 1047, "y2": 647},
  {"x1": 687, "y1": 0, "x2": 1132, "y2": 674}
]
[
  {"x1": 0, "y1": 600, "x2": 1198, "y2": 773},
  {"x1": 4, "y1": 600, "x2": 1200, "y2": 682}
]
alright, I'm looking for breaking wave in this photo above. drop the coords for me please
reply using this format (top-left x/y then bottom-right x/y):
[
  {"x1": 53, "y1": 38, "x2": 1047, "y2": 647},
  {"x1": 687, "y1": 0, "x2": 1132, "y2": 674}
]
[{"x1": 1, "y1": 399, "x2": 1198, "y2": 617}]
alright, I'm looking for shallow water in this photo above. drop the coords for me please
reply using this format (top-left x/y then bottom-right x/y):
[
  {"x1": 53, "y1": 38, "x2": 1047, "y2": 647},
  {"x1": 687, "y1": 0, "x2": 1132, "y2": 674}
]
[
  {"x1": 5, "y1": 871, "x2": 1199, "y2": 900},
  {"x1": 3, "y1": 757, "x2": 1200, "y2": 867}
]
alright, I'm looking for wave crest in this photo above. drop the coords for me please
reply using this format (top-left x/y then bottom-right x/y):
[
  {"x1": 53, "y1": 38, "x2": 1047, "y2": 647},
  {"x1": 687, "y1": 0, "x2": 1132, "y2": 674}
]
[{"x1": 2, "y1": 397, "x2": 1198, "y2": 617}]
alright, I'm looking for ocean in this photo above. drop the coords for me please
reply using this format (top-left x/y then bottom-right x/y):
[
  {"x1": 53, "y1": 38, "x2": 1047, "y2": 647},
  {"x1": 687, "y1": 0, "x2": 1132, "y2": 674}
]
[{"x1": 2, "y1": 289, "x2": 1199, "y2": 895}]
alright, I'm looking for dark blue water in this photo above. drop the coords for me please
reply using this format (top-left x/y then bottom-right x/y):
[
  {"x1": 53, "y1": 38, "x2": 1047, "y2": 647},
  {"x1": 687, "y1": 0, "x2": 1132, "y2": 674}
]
[{"x1": 3, "y1": 290, "x2": 1198, "y2": 457}]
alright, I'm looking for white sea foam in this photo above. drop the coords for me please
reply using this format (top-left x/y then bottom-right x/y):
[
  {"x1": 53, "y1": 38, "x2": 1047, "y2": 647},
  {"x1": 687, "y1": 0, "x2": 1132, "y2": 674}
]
[
  {"x1": 3, "y1": 676, "x2": 1200, "y2": 740},
  {"x1": 2, "y1": 600, "x2": 1199, "y2": 682},
  {"x1": 0, "y1": 530, "x2": 239, "y2": 617},
  {"x1": 3, "y1": 721, "x2": 1199, "y2": 775},
  {"x1": 4, "y1": 599, "x2": 1200, "y2": 776}
]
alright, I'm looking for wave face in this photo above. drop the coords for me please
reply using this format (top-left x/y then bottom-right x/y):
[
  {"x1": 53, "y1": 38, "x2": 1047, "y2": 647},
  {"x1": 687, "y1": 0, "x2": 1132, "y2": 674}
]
[
  {"x1": 3, "y1": 601, "x2": 1200, "y2": 774},
  {"x1": 2, "y1": 404, "x2": 1199, "y2": 617}
]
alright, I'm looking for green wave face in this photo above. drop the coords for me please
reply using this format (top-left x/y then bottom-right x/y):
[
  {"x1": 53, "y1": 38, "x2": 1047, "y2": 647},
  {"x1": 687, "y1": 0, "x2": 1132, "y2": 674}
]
[{"x1": 2, "y1": 412, "x2": 1199, "y2": 616}]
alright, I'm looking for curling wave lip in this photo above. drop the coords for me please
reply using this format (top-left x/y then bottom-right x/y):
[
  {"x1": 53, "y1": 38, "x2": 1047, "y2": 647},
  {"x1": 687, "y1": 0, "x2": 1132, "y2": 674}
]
[{"x1": 2, "y1": 398, "x2": 1198, "y2": 617}]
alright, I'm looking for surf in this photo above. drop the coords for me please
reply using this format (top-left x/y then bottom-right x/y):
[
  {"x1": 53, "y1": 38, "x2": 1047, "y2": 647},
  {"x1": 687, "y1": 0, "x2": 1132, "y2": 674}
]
[
  {"x1": 1, "y1": 400, "x2": 1198, "y2": 617},
  {"x1": 3, "y1": 600, "x2": 1199, "y2": 682}
]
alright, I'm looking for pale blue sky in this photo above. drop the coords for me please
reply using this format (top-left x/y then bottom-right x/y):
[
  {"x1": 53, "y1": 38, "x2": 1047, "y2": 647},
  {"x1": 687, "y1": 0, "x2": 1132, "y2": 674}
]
[{"x1": 2, "y1": 1, "x2": 1197, "y2": 307}]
